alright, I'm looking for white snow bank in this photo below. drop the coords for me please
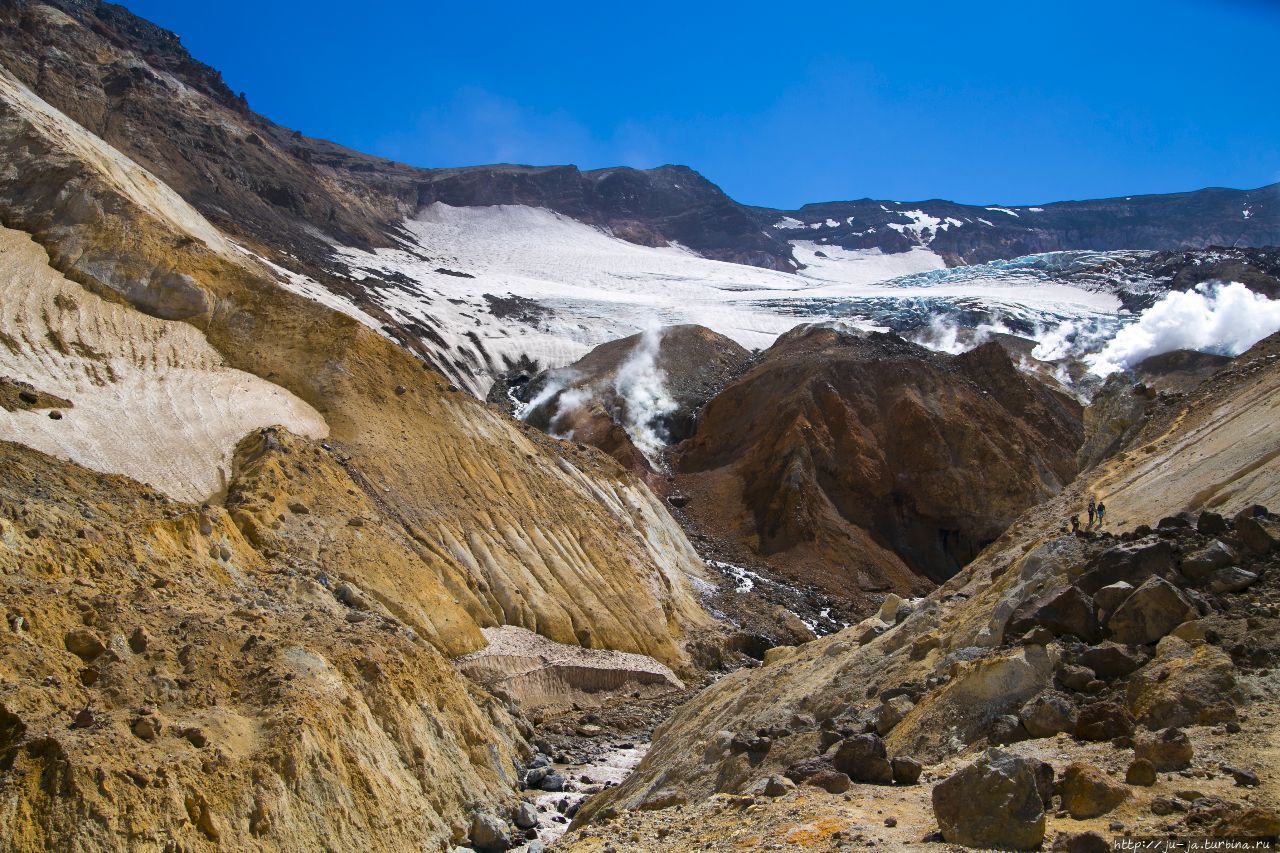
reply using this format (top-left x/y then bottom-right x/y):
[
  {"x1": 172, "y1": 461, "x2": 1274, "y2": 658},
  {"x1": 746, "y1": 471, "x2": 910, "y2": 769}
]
[
  {"x1": 1087, "y1": 282, "x2": 1280, "y2": 375},
  {"x1": 0, "y1": 226, "x2": 327, "y2": 502}
]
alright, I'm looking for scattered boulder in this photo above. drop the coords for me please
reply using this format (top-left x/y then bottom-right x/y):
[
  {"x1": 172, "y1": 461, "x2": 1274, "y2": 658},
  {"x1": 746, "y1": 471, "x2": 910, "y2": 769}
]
[
  {"x1": 1093, "y1": 581, "x2": 1134, "y2": 617},
  {"x1": 1106, "y1": 576, "x2": 1196, "y2": 645},
  {"x1": 1074, "y1": 702, "x2": 1135, "y2": 742},
  {"x1": 1125, "y1": 758, "x2": 1157, "y2": 786},
  {"x1": 871, "y1": 695, "x2": 915, "y2": 735},
  {"x1": 1126, "y1": 640, "x2": 1237, "y2": 728},
  {"x1": 1060, "y1": 763, "x2": 1130, "y2": 819},
  {"x1": 989, "y1": 714, "x2": 1031, "y2": 746},
  {"x1": 761, "y1": 775, "x2": 796, "y2": 797},
  {"x1": 1206, "y1": 567, "x2": 1258, "y2": 594},
  {"x1": 1009, "y1": 586, "x2": 1100, "y2": 642},
  {"x1": 1019, "y1": 692, "x2": 1076, "y2": 738},
  {"x1": 64, "y1": 629, "x2": 105, "y2": 661},
  {"x1": 806, "y1": 769, "x2": 852, "y2": 794},
  {"x1": 1196, "y1": 511, "x2": 1228, "y2": 536},
  {"x1": 513, "y1": 802, "x2": 538, "y2": 830},
  {"x1": 1076, "y1": 642, "x2": 1144, "y2": 679},
  {"x1": 784, "y1": 756, "x2": 833, "y2": 784},
  {"x1": 132, "y1": 714, "x2": 162, "y2": 742},
  {"x1": 1234, "y1": 506, "x2": 1278, "y2": 555},
  {"x1": 1134, "y1": 727, "x2": 1193, "y2": 771},
  {"x1": 128, "y1": 626, "x2": 151, "y2": 654},
  {"x1": 891, "y1": 756, "x2": 922, "y2": 785},
  {"x1": 1056, "y1": 663, "x2": 1099, "y2": 693},
  {"x1": 469, "y1": 813, "x2": 510, "y2": 852},
  {"x1": 1151, "y1": 796, "x2": 1186, "y2": 816},
  {"x1": 832, "y1": 734, "x2": 893, "y2": 785},
  {"x1": 1076, "y1": 537, "x2": 1176, "y2": 595},
  {"x1": 1223, "y1": 766, "x2": 1260, "y2": 788},
  {"x1": 1180, "y1": 540, "x2": 1235, "y2": 582},
  {"x1": 932, "y1": 749, "x2": 1046, "y2": 851}
]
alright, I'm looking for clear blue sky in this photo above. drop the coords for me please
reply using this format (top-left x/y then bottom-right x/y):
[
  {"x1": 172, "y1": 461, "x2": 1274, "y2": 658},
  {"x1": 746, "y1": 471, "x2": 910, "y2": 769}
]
[{"x1": 124, "y1": 0, "x2": 1280, "y2": 209}]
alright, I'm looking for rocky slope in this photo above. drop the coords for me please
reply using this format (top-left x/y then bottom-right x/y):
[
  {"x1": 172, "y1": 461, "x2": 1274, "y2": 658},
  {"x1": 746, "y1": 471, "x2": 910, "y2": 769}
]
[
  {"x1": 565, "y1": 331, "x2": 1280, "y2": 850},
  {"x1": 0, "y1": 42, "x2": 717, "y2": 853},
  {"x1": 669, "y1": 326, "x2": 1083, "y2": 603},
  {"x1": 758, "y1": 189, "x2": 1280, "y2": 268}
]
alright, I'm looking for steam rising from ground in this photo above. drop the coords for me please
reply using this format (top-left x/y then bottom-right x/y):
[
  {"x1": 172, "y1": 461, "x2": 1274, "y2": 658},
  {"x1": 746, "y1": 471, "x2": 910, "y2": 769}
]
[
  {"x1": 518, "y1": 325, "x2": 677, "y2": 464},
  {"x1": 911, "y1": 316, "x2": 1015, "y2": 355},
  {"x1": 612, "y1": 325, "x2": 678, "y2": 460},
  {"x1": 1087, "y1": 282, "x2": 1280, "y2": 376}
]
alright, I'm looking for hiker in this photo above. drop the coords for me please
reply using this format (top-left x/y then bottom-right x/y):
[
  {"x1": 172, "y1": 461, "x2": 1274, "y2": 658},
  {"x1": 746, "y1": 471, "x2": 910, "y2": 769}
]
[
  {"x1": 1087, "y1": 496, "x2": 1097, "y2": 527},
  {"x1": 1096, "y1": 501, "x2": 1106, "y2": 526},
  {"x1": 1070, "y1": 514, "x2": 1080, "y2": 533}
]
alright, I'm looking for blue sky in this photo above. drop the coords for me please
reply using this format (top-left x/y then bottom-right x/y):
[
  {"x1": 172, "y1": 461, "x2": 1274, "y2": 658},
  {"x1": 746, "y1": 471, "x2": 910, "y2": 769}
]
[{"x1": 125, "y1": 0, "x2": 1279, "y2": 209}]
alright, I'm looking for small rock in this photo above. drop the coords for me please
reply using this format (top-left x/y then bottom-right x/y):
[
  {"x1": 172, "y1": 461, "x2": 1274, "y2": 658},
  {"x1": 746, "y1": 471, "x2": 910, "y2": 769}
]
[
  {"x1": 128, "y1": 626, "x2": 150, "y2": 654},
  {"x1": 884, "y1": 816, "x2": 897, "y2": 827},
  {"x1": 1020, "y1": 692, "x2": 1076, "y2": 738},
  {"x1": 807, "y1": 769, "x2": 852, "y2": 793},
  {"x1": 132, "y1": 715, "x2": 162, "y2": 742},
  {"x1": 287, "y1": 501, "x2": 310, "y2": 515},
  {"x1": 1051, "y1": 830, "x2": 1111, "y2": 853},
  {"x1": 891, "y1": 756, "x2": 922, "y2": 785},
  {"x1": 1181, "y1": 540, "x2": 1236, "y2": 582},
  {"x1": 539, "y1": 772, "x2": 565, "y2": 792},
  {"x1": 1223, "y1": 766, "x2": 1260, "y2": 787},
  {"x1": 575, "y1": 724, "x2": 603, "y2": 737},
  {"x1": 1093, "y1": 581, "x2": 1135, "y2": 616},
  {"x1": 1077, "y1": 642, "x2": 1144, "y2": 678},
  {"x1": 762, "y1": 775, "x2": 796, "y2": 797},
  {"x1": 63, "y1": 628, "x2": 105, "y2": 661},
  {"x1": 871, "y1": 694, "x2": 915, "y2": 735},
  {"x1": 1061, "y1": 762, "x2": 1130, "y2": 819},
  {"x1": 1196, "y1": 511, "x2": 1228, "y2": 536},
  {"x1": 1134, "y1": 727, "x2": 1193, "y2": 771},
  {"x1": 988, "y1": 714, "x2": 1031, "y2": 746},
  {"x1": 394, "y1": 385, "x2": 407, "y2": 395},
  {"x1": 1151, "y1": 796, "x2": 1186, "y2": 815}
]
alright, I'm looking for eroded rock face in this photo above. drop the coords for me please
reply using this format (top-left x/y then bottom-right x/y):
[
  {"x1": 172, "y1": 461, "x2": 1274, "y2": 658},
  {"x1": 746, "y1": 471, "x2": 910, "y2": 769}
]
[
  {"x1": 932, "y1": 749, "x2": 1046, "y2": 851},
  {"x1": 673, "y1": 328, "x2": 1081, "y2": 603}
]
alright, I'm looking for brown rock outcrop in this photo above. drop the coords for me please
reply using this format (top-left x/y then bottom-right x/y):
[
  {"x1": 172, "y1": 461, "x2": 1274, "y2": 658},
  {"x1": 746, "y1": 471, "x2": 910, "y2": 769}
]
[{"x1": 672, "y1": 327, "x2": 1082, "y2": 602}]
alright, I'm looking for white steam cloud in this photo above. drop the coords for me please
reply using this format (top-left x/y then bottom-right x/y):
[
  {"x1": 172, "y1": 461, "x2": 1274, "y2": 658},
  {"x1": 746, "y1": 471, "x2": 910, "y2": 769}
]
[
  {"x1": 1087, "y1": 282, "x2": 1280, "y2": 376},
  {"x1": 911, "y1": 316, "x2": 1014, "y2": 355},
  {"x1": 520, "y1": 325, "x2": 677, "y2": 465},
  {"x1": 613, "y1": 324, "x2": 677, "y2": 461}
]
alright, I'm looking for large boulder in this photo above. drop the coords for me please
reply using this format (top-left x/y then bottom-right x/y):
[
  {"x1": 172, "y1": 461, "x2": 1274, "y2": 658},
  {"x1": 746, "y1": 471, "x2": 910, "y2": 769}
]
[
  {"x1": 1234, "y1": 506, "x2": 1278, "y2": 555},
  {"x1": 1060, "y1": 763, "x2": 1130, "y2": 819},
  {"x1": 1019, "y1": 692, "x2": 1076, "y2": 738},
  {"x1": 932, "y1": 749, "x2": 1046, "y2": 851},
  {"x1": 1180, "y1": 540, "x2": 1236, "y2": 582},
  {"x1": 1075, "y1": 537, "x2": 1176, "y2": 595},
  {"x1": 1074, "y1": 702, "x2": 1135, "y2": 741},
  {"x1": 1106, "y1": 576, "x2": 1196, "y2": 645},
  {"x1": 1008, "y1": 586, "x2": 1100, "y2": 642},
  {"x1": 1126, "y1": 639, "x2": 1237, "y2": 728},
  {"x1": 1093, "y1": 581, "x2": 1134, "y2": 617},
  {"x1": 469, "y1": 814, "x2": 511, "y2": 853},
  {"x1": 832, "y1": 734, "x2": 893, "y2": 785}
]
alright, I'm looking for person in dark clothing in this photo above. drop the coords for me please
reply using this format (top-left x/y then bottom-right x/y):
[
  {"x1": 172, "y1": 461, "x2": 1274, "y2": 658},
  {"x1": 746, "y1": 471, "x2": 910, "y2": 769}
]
[
  {"x1": 1087, "y1": 496, "x2": 1097, "y2": 527},
  {"x1": 1096, "y1": 502, "x2": 1106, "y2": 526},
  {"x1": 1071, "y1": 514, "x2": 1080, "y2": 533}
]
